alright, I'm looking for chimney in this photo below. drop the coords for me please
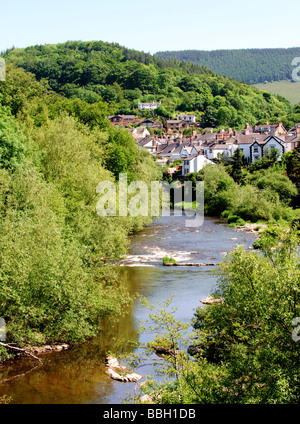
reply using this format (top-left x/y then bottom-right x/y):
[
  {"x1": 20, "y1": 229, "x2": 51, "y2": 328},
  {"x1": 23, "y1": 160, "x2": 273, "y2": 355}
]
[
  {"x1": 270, "y1": 125, "x2": 276, "y2": 137},
  {"x1": 296, "y1": 127, "x2": 300, "y2": 135}
]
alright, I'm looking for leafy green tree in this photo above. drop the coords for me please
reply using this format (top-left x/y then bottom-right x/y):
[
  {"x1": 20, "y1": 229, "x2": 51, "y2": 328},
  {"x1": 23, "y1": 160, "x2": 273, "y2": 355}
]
[
  {"x1": 230, "y1": 148, "x2": 244, "y2": 183},
  {"x1": 0, "y1": 106, "x2": 26, "y2": 169},
  {"x1": 286, "y1": 142, "x2": 300, "y2": 188},
  {"x1": 193, "y1": 226, "x2": 300, "y2": 403},
  {"x1": 104, "y1": 126, "x2": 138, "y2": 181},
  {"x1": 130, "y1": 227, "x2": 300, "y2": 404}
]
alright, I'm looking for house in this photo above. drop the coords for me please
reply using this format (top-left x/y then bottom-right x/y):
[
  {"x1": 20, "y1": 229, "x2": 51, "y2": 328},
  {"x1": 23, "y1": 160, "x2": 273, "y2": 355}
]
[
  {"x1": 108, "y1": 115, "x2": 136, "y2": 125},
  {"x1": 182, "y1": 154, "x2": 214, "y2": 176},
  {"x1": 138, "y1": 101, "x2": 161, "y2": 110},
  {"x1": 252, "y1": 122, "x2": 287, "y2": 137},
  {"x1": 166, "y1": 120, "x2": 190, "y2": 132},
  {"x1": 203, "y1": 142, "x2": 238, "y2": 160},
  {"x1": 215, "y1": 128, "x2": 234, "y2": 140},
  {"x1": 131, "y1": 127, "x2": 150, "y2": 141},
  {"x1": 249, "y1": 135, "x2": 285, "y2": 163},
  {"x1": 236, "y1": 134, "x2": 268, "y2": 163},
  {"x1": 138, "y1": 137, "x2": 166, "y2": 154},
  {"x1": 179, "y1": 145, "x2": 199, "y2": 157},
  {"x1": 177, "y1": 114, "x2": 196, "y2": 123},
  {"x1": 140, "y1": 119, "x2": 163, "y2": 129},
  {"x1": 141, "y1": 119, "x2": 155, "y2": 128}
]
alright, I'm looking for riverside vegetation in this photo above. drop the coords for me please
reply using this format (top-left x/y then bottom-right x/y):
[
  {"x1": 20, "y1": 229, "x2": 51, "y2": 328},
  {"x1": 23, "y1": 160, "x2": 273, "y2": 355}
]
[
  {"x1": 0, "y1": 64, "x2": 161, "y2": 361},
  {"x1": 1, "y1": 42, "x2": 300, "y2": 404},
  {"x1": 130, "y1": 225, "x2": 300, "y2": 404}
]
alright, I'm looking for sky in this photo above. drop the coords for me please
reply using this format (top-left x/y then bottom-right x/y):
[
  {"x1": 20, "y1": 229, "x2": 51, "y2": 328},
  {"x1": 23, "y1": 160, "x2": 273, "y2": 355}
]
[{"x1": 0, "y1": 0, "x2": 299, "y2": 54}]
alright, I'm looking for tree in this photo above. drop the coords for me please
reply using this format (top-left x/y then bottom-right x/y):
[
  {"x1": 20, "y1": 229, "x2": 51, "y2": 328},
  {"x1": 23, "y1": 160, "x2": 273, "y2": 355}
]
[
  {"x1": 230, "y1": 148, "x2": 244, "y2": 183},
  {"x1": 127, "y1": 227, "x2": 300, "y2": 404},
  {"x1": 0, "y1": 106, "x2": 26, "y2": 169}
]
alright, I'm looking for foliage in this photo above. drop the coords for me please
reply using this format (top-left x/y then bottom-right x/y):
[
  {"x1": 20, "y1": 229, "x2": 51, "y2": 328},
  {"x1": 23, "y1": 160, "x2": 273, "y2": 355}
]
[
  {"x1": 0, "y1": 395, "x2": 12, "y2": 404},
  {"x1": 0, "y1": 105, "x2": 26, "y2": 169},
  {"x1": 193, "y1": 227, "x2": 300, "y2": 403},
  {"x1": 132, "y1": 228, "x2": 300, "y2": 404},
  {"x1": 201, "y1": 162, "x2": 299, "y2": 224},
  {"x1": 230, "y1": 148, "x2": 244, "y2": 183},
  {"x1": 162, "y1": 257, "x2": 177, "y2": 265},
  {"x1": 244, "y1": 169, "x2": 298, "y2": 204},
  {"x1": 156, "y1": 47, "x2": 300, "y2": 85},
  {"x1": 2, "y1": 41, "x2": 292, "y2": 129},
  {"x1": 0, "y1": 64, "x2": 162, "y2": 358}
]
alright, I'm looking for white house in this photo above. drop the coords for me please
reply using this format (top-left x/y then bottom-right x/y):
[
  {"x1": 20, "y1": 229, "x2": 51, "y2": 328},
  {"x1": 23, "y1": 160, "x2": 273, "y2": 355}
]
[
  {"x1": 203, "y1": 143, "x2": 238, "y2": 160},
  {"x1": 138, "y1": 101, "x2": 161, "y2": 110},
  {"x1": 177, "y1": 114, "x2": 196, "y2": 123},
  {"x1": 237, "y1": 134, "x2": 268, "y2": 163},
  {"x1": 249, "y1": 135, "x2": 285, "y2": 163},
  {"x1": 182, "y1": 154, "x2": 214, "y2": 176},
  {"x1": 131, "y1": 127, "x2": 150, "y2": 141},
  {"x1": 179, "y1": 145, "x2": 199, "y2": 157}
]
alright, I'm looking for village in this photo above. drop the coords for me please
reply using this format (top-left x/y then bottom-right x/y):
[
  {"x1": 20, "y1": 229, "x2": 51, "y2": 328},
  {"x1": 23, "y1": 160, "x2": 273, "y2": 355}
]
[{"x1": 108, "y1": 102, "x2": 300, "y2": 178}]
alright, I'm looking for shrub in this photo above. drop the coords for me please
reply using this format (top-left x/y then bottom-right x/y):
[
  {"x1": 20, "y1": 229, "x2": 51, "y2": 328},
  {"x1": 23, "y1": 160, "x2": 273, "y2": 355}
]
[{"x1": 162, "y1": 257, "x2": 177, "y2": 265}]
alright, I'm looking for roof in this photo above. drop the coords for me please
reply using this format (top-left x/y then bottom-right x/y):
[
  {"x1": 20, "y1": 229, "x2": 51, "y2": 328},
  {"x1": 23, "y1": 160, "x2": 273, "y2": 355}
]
[
  {"x1": 211, "y1": 144, "x2": 231, "y2": 150},
  {"x1": 183, "y1": 154, "x2": 198, "y2": 161},
  {"x1": 237, "y1": 134, "x2": 268, "y2": 145}
]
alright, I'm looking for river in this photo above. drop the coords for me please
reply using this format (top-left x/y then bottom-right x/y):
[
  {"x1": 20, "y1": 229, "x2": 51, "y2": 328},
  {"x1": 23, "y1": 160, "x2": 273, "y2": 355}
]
[{"x1": 0, "y1": 215, "x2": 256, "y2": 404}]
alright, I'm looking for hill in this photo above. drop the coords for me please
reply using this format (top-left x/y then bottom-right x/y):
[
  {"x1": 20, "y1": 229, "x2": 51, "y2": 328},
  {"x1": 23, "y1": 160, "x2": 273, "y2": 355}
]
[
  {"x1": 156, "y1": 48, "x2": 300, "y2": 85},
  {"x1": 253, "y1": 80, "x2": 300, "y2": 106},
  {"x1": 2, "y1": 41, "x2": 292, "y2": 129}
]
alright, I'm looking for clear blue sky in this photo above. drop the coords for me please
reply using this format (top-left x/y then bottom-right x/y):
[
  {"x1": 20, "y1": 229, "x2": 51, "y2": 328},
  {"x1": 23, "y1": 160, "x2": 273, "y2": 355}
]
[{"x1": 1, "y1": 0, "x2": 299, "y2": 54}]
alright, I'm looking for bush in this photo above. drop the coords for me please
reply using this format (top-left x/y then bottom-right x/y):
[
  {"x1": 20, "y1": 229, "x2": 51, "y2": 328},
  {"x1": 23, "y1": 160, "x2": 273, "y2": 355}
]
[{"x1": 162, "y1": 257, "x2": 177, "y2": 265}]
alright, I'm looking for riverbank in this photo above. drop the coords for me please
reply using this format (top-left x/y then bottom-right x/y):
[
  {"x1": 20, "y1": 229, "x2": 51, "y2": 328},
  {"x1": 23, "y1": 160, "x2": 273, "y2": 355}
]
[
  {"x1": 0, "y1": 215, "x2": 257, "y2": 404},
  {"x1": 0, "y1": 217, "x2": 262, "y2": 366}
]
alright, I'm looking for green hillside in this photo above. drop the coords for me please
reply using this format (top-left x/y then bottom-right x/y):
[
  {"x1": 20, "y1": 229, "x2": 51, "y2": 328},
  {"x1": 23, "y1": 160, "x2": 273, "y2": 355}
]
[
  {"x1": 2, "y1": 41, "x2": 292, "y2": 129},
  {"x1": 156, "y1": 48, "x2": 300, "y2": 85},
  {"x1": 253, "y1": 80, "x2": 300, "y2": 106}
]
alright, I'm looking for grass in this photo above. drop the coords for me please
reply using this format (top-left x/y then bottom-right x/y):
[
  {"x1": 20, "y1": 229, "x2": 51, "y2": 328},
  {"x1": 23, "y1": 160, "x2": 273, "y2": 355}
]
[{"x1": 253, "y1": 80, "x2": 300, "y2": 105}]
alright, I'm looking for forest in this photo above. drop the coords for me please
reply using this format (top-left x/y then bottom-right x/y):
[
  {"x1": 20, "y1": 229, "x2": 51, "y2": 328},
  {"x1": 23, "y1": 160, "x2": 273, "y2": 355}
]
[
  {"x1": 156, "y1": 47, "x2": 300, "y2": 85},
  {"x1": 1, "y1": 41, "x2": 294, "y2": 129}
]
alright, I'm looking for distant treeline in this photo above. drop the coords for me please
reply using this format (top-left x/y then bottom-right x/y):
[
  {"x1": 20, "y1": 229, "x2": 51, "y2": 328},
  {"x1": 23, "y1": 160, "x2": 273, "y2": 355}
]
[{"x1": 156, "y1": 48, "x2": 300, "y2": 84}]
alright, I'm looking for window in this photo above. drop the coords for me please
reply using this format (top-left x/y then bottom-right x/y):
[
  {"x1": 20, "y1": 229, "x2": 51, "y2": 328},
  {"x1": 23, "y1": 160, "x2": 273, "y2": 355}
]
[
  {"x1": 269, "y1": 145, "x2": 276, "y2": 150},
  {"x1": 253, "y1": 146, "x2": 258, "y2": 153}
]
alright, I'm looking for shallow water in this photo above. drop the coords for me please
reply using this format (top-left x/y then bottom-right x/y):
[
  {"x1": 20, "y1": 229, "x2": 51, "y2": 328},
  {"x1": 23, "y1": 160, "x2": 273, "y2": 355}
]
[{"x1": 0, "y1": 215, "x2": 256, "y2": 404}]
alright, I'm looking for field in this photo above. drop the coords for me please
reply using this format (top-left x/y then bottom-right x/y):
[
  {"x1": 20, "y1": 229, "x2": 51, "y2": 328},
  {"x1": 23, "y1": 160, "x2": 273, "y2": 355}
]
[{"x1": 253, "y1": 80, "x2": 300, "y2": 105}]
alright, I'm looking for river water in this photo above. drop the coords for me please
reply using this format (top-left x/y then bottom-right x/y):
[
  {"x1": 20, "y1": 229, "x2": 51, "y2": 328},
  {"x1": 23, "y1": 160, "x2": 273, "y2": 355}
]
[{"x1": 0, "y1": 215, "x2": 256, "y2": 404}]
